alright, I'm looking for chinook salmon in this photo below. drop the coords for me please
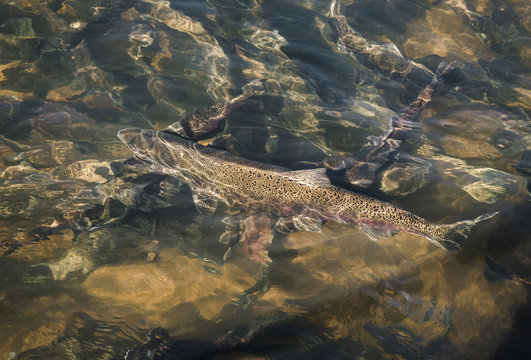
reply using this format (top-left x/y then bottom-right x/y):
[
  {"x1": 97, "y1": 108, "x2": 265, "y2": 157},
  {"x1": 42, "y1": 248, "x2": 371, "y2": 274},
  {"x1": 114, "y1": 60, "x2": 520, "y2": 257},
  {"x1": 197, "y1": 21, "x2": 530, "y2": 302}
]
[
  {"x1": 324, "y1": 61, "x2": 456, "y2": 189},
  {"x1": 329, "y1": 0, "x2": 432, "y2": 78},
  {"x1": 118, "y1": 128, "x2": 496, "y2": 251}
]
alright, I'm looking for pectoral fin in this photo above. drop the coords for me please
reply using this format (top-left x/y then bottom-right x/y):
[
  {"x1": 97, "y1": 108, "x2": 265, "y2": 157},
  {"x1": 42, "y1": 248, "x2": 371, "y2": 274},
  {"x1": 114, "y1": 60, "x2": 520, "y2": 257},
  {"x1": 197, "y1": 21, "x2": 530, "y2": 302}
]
[
  {"x1": 240, "y1": 214, "x2": 274, "y2": 265},
  {"x1": 220, "y1": 214, "x2": 275, "y2": 265},
  {"x1": 190, "y1": 189, "x2": 218, "y2": 215}
]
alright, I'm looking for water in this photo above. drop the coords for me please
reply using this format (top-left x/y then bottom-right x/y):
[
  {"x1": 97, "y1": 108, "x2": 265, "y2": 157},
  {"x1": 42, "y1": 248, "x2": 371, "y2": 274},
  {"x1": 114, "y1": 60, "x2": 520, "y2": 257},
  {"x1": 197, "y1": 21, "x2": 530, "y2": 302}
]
[{"x1": 0, "y1": 0, "x2": 530, "y2": 358}]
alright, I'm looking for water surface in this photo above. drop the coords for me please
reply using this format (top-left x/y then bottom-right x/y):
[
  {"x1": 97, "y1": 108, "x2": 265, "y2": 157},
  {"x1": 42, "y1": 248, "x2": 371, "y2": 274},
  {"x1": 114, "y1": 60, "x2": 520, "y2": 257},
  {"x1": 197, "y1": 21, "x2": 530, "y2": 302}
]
[{"x1": 0, "y1": 0, "x2": 530, "y2": 359}]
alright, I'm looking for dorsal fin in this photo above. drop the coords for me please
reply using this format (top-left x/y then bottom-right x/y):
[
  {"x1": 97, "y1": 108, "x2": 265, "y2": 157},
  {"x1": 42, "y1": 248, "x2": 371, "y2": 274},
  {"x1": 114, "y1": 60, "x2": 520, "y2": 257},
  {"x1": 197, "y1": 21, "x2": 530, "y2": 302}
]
[
  {"x1": 284, "y1": 168, "x2": 331, "y2": 188},
  {"x1": 163, "y1": 121, "x2": 188, "y2": 138},
  {"x1": 206, "y1": 134, "x2": 234, "y2": 151},
  {"x1": 163, "y1": 102, "x2": 230, "y2": 140}
]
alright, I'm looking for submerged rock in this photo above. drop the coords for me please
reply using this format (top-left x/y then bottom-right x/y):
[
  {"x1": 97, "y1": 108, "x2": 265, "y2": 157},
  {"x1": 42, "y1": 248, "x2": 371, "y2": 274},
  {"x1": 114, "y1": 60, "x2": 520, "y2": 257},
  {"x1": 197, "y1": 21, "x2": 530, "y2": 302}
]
[
  {"x1": 415, "y1": 144, "x2": 524, "y2": 205},
  {"x1": 403, "y1": 4, "x2": 493, "y2": 63},
  {"x1": 45, "y1": 80, "x2": 86, "y2": 102},
  {"x1": 380, "y1": 155, "x2": 432, "y2": 196},
  {"x1": 264, "y1": 221, "x2": 527, "y2": 359},
  {"x1": 459, "y1": 167, "x2": 521, "y2": 204},
  {"x1": 0, "y1": 294, "x2": 77, "y2": 359},
  {"x1": 51, "y1": 159, "x2": 112, "y2": 184},
  {"x1": 2, "y1": 17, "x2": 35, "y2": 37},
  {"x1": 422, "y1": 105, "x2": 527, "y2": 160},
  {"x1": 82, "y1": 247, "x2": 259, "y2": 323}
]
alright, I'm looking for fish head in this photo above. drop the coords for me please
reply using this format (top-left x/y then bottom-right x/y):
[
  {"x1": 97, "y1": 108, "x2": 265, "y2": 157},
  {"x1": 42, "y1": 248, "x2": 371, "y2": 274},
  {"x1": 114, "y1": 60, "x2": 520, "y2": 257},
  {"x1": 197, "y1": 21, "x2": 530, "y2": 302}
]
[
  {"x1": 118, "y1": 128, "x2": 149, "y2": 153},
  {"x1": 117, "y1": 128, "x2": 156, "y2": 159},
  {"x1": 118, "y1": 128, "x2": 194, "y2": 169}
]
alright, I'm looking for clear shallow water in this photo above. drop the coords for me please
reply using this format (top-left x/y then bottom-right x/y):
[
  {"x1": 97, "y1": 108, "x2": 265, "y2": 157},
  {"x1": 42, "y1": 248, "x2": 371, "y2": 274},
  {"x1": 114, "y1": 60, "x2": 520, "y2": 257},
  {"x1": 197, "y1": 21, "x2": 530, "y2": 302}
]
[{"x1": 0, "y1": 0, "x2": 530, "y2": 359}]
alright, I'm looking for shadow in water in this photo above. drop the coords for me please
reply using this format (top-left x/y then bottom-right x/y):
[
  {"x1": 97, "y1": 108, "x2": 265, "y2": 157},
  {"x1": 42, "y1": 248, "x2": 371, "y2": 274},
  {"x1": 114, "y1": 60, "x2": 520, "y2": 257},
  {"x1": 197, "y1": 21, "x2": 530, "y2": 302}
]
[{"x1": 493, "y1": 286, "x2": 531, "y2": 360}]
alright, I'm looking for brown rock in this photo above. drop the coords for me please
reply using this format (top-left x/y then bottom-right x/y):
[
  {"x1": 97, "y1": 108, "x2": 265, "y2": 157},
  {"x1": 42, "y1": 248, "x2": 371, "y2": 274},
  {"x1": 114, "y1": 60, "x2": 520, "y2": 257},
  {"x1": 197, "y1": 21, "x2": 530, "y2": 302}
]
[
  {"x1": 421, "y1": 106, "x2": 507, "y2": 159},
  {"x1": 80, "y1": 93, "x2": 115, "y2": 110},
  {"x1": 121, "y1": 7, "x2": 139, "y2": 22},
  {"x1": 403, "y1": 7, "x2": 494, "y2": 62},
  {"x1": 0, "y1": 294, "x2": 76, "y2": 358},
  {"x1": 83, "y1": 248, "x2": 258, "y2": 321},
  {"x1": 45, "y1": 80, "x2": 86, "y2": 102}
]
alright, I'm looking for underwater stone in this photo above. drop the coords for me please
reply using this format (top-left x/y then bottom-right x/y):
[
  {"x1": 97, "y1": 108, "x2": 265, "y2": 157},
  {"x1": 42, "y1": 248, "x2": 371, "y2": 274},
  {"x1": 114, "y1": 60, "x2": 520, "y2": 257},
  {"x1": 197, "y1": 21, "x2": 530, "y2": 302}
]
[
  {"x1": 380, "y1": 157, "x2": 432, "y2": 196},
  {"x1": 4, "y1": 17, "x2": 35, "y2": 37}
]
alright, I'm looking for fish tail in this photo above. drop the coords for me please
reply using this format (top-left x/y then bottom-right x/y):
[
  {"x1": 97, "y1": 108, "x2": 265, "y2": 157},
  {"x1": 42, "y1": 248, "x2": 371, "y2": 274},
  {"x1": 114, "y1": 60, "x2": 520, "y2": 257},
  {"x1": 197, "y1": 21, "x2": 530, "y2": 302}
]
[
  {"x1": 428, "y1": 212, "x2": 499, "y2": 251},
  {"x1": 435, "y1": 60, "x2": 458, "y2": 80}
]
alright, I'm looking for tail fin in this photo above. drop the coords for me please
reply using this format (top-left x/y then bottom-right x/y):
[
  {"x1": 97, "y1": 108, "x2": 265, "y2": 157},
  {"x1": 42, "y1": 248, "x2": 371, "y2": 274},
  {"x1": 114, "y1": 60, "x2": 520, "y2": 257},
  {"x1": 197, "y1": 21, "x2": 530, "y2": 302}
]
[
  {"x1": 434, "y1": 60, "x2": 457, "y2": 79},
  {"x1": 429, "y1": 212, "x2": 499, "y2": 251}
]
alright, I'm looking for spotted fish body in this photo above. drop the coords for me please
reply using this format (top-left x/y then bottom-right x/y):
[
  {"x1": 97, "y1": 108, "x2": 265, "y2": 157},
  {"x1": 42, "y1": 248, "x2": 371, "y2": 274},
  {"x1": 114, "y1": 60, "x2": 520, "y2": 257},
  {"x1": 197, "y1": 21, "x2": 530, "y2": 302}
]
[{"x1": 118, "y1": 128, "x2": 494, "y2": 251}]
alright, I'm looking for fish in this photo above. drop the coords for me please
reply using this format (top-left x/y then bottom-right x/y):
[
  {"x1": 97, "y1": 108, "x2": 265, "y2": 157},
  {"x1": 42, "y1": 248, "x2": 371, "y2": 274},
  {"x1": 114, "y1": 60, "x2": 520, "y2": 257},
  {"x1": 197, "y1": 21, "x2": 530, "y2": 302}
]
[
  {"x1": 447, "y1": 0, "x2": 524, "y2": 58},
  {"x1": 484, "y1": 256, "x2": 531, "y2": 286},
  {"x1": 118, "y1": 128, "x2": 497, "y2": 251},
  {"x1": 324, "y1": 61, "x2": 456, "y2": 189},
  {"x1": 165, "y1": 78, "x2": 268, "y2": 141},
  {"x1": 329, "y1": 0, "x2": 433, "y2": 78}
]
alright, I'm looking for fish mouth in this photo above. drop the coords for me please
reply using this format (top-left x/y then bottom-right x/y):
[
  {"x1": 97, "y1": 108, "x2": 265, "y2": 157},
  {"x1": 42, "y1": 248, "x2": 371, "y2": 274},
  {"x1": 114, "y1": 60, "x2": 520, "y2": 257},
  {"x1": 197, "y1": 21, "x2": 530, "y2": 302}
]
[{"x1": 117, "y1": 128, "x2": 142, "y2": 145}]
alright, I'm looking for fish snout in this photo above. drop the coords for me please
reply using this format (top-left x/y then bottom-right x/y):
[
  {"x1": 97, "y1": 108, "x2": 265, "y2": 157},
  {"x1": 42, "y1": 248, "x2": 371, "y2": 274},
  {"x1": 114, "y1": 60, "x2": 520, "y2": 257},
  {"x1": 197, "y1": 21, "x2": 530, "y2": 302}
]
[
  {"x1": 117, "y1": 128, "x2": 151, "y2": 154},
  {"x1": 118, "y1": 128, "x2": 156, "y2": 157},
  {"x1": 118, "y1": 128, "x2": 141, "y2": 144}
]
